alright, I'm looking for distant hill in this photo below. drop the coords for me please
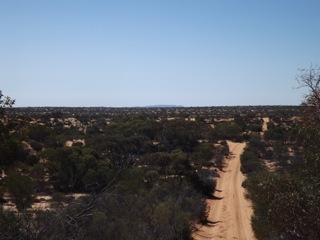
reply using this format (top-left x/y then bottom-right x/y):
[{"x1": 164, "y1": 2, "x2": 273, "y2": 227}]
[{"x1": 143, "y1": 104, "x2": 184, "y2": 108}]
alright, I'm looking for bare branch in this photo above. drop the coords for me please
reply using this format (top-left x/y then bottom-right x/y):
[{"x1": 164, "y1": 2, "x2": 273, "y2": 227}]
[
  {"x1": 70, "y1": 168, "x2": 124, "y2": 223},
  {"x1": 297, "y1": 65, "x2": 320, "y2": 108}
]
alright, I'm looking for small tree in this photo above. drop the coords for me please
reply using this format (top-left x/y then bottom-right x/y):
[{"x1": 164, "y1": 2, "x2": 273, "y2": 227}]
[
  {"x1": 0, "y1": 91, "x2": 19, "y2": 169},
  {"x1": 0, "y1": 90, "x2": 15, "y2": 117},
  {"x1": 297, "y1": 65, "x2": 320, "y2": 111},
  {"x1": 297, "y1": 65, "x2": 320, "y2": 168}
]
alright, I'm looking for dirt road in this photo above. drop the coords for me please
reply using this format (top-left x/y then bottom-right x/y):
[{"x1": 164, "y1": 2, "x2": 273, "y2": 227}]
[
  {"x1": 194, "y1": 141, "x2": 255, "y2": 240},
  {"x1": 261, "y1": 117, "x2": 269, "y2": 133}
]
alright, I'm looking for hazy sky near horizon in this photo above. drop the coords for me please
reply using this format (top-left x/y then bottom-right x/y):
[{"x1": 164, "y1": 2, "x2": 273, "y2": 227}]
[{"x1": 1, "y1": 1, "x2": 320, "y2": 107}]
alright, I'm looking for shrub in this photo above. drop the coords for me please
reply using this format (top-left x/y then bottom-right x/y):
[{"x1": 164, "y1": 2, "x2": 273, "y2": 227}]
[
  {"x1": 240, "y1": 148, "x2": 264, "y2": 174},
  {"x1": 5, "y1": 174, "x2": 34, "y2": 211},
  {"x1": 29, "y1": 140, "x2": 43, "y2": 152},
  {"x1": 26, "y1": 154, "x2": 39, "y2": 165}
]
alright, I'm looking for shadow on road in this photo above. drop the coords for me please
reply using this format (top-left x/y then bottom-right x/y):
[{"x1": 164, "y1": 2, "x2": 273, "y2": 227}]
[{"x1": 207, "y1": 194, "x2": 223, "y2": 200}]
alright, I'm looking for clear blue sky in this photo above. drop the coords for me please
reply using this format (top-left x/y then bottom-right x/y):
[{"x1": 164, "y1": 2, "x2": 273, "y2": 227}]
[{"x1": 1, "y1": 0, "x2": 319, "y2": 107}]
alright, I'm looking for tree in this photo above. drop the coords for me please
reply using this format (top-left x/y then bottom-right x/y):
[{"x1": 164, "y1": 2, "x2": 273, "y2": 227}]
[
  {"x1": 297, "y1": 65, "x2": 320, "y2": 113},
  {"x1": 0, "y1": 90, "x2": 15, "y2": 116},
  {"x1": 45, "y1": 147, "x2": 98, "y2": 192},
  {"x1": 0, "y1": 91, "x2": 20, "y2": 168},
  {"x1": 297, "y1": 65, "x2": 320, "y2": 170}
]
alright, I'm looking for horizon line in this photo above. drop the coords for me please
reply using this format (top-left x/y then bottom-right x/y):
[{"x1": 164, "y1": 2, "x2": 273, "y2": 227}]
[{"x1": 10, "y1": 104, "x2": 301, "y2": 108}]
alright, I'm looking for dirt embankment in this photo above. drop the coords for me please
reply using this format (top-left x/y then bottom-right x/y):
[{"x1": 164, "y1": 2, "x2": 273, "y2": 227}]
[{"x1": 194, "y1": 141, "x2": 255, "y2": 240}]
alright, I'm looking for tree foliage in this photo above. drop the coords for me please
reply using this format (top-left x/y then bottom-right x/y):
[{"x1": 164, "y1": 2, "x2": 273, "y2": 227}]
[
  {"x1": 0, "y1": 91, "x2": 20, "y2": 168},
  {"x1": 0, "y1": 91, "x2": 15, "y2": 116},
  {"x1": 209, "y1": 122, "x2": 243, "y2": 141}
]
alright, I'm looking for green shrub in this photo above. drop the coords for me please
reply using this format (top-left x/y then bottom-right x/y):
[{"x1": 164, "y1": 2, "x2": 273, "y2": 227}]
[
  {"x1": 29, "y1": 140, "x2": 43, "y2": 152},
  {"x1": 240, "y1": 148, "x2": 264, "y2": 174},
  {"x1": 5, "y1": 174, "x2": 34, "y2": 211}
]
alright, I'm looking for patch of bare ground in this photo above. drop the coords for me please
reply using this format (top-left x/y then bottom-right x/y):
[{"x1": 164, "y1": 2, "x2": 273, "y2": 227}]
[
  {"x1": 2, "y1": 193, "x2": 89, "y2": 212},
  {"x1": 264, "y1": 159, "x2": 278, "y2": 171},
  {"x1": 262, "y1": 117, "x2": 269, "y2": 132},
  {"x1": 65, "y1": 139, "x2": 86, "y2": 147},
  {"x1": 193, "y1": 141, "x2": 255, "y2": 240}
]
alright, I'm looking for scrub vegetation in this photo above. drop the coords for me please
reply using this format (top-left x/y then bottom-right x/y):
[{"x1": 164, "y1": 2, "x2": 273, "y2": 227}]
[
  {"x1": 0, "y1": 67, "x2": 319, "y2": 239},
  {"x1": 241, "y1": 66, "x2": 320, "y2": 239}
]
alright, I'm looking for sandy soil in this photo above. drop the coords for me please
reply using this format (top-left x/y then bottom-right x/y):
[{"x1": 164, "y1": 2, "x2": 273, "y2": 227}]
[
  {"x1": 262, "y1": 117, "x2": 269, "y2": 132},
  {"x1": 65, "y1": 139, "x2": 85, "y2": 147},
  {"x1": 194, "y1": 141, "x2": 255, "y2": 240}
]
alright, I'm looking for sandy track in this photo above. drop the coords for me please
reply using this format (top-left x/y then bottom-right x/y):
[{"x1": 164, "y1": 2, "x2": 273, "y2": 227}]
[
  {"x1": 262, "y1": 117, "x2": 269, "y2": 132},
  {"x1": 194, "y1": 141, "x2": 255, "y2": 240}
]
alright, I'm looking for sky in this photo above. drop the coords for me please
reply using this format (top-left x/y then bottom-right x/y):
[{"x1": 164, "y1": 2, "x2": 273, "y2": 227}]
[{"x1": 1, "y1": 0, "x2": 320, "y2": 107}]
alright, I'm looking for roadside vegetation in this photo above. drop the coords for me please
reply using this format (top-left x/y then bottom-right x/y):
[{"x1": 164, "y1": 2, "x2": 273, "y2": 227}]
[{"x1": 241, "y1": 66, "x2": 320, "y2": 239}]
